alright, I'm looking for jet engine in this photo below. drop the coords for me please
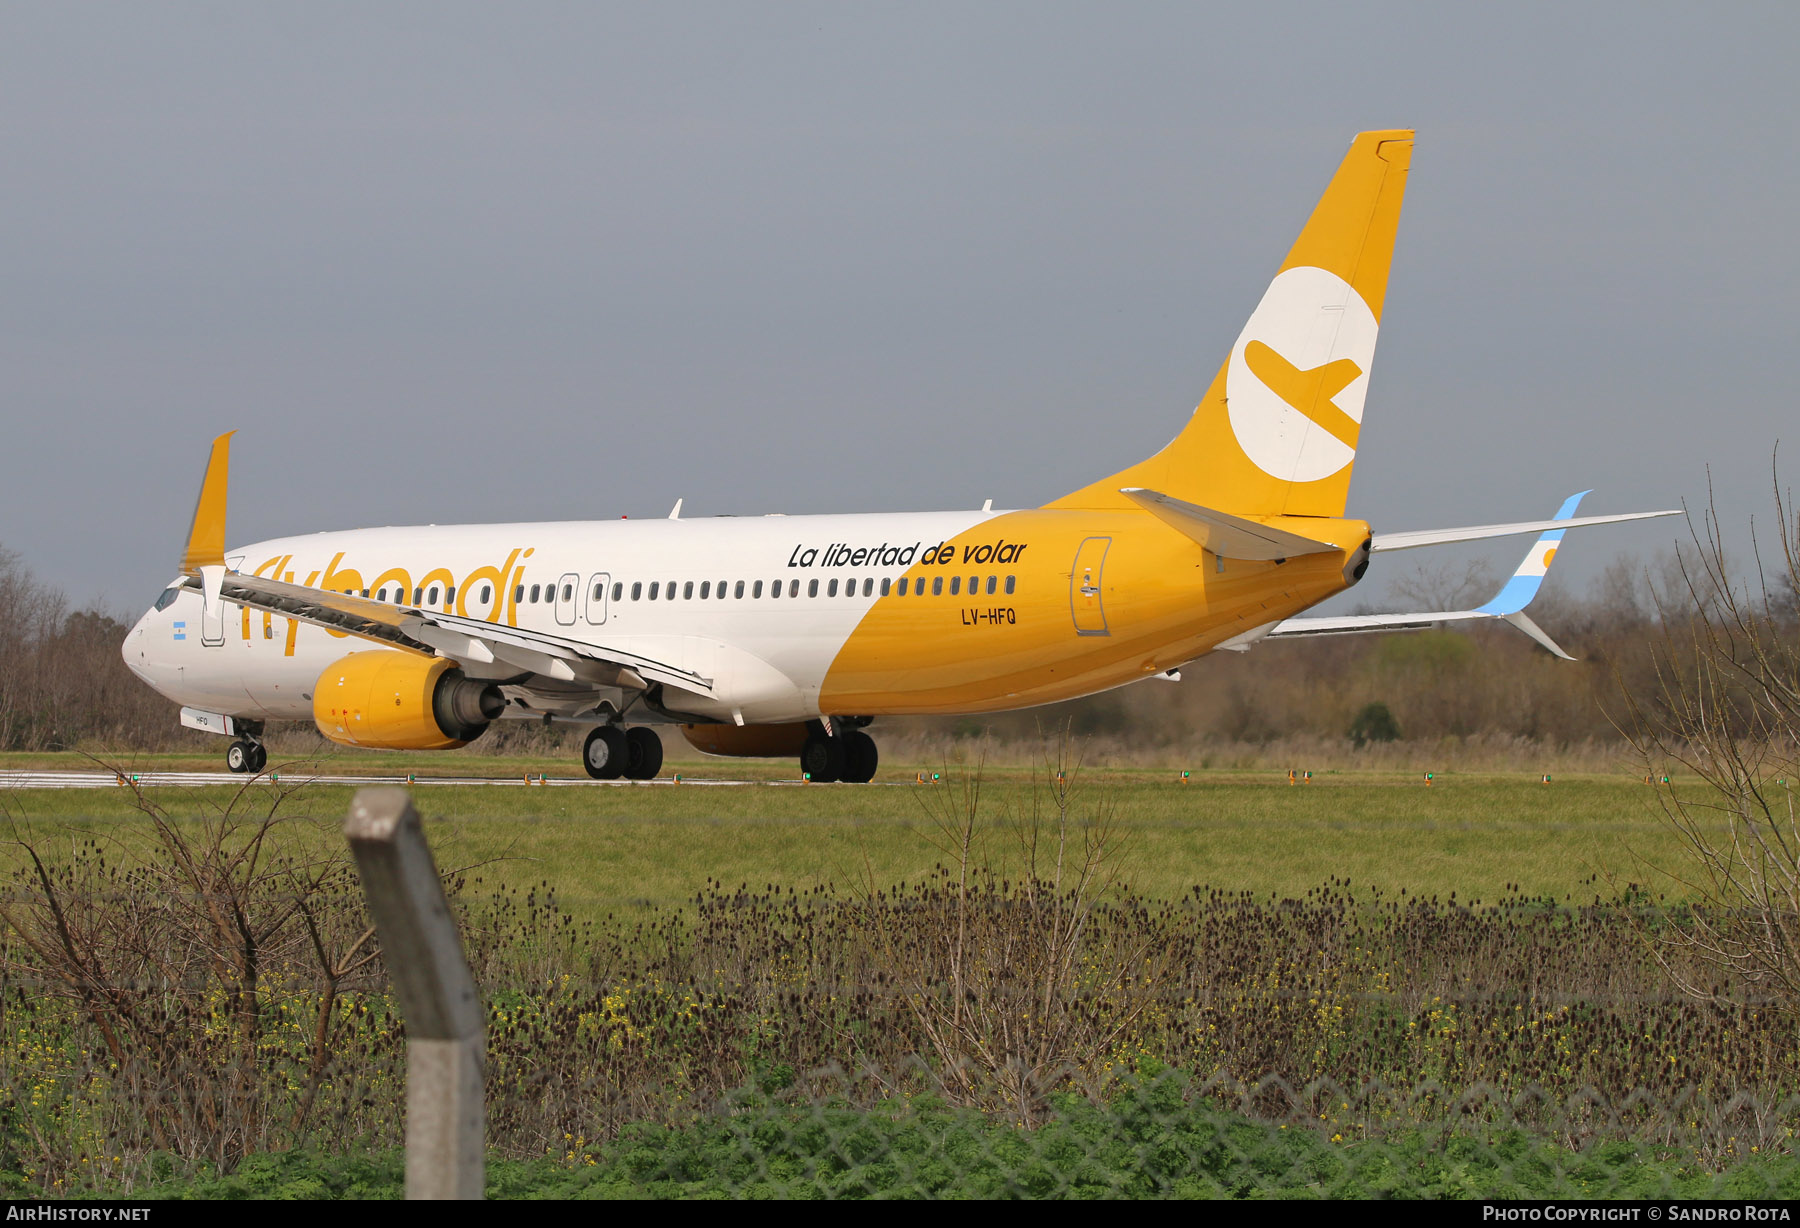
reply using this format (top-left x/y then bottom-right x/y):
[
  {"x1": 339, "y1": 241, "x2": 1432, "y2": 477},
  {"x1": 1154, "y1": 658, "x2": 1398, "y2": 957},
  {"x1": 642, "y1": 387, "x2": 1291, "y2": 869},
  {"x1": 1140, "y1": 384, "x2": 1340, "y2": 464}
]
[
  {"x1": 313, "y1": 651, "x2": 505, "y2": 750},
  {"x1": 680, "y1": 722, "x2": 811, "y2": 758}
]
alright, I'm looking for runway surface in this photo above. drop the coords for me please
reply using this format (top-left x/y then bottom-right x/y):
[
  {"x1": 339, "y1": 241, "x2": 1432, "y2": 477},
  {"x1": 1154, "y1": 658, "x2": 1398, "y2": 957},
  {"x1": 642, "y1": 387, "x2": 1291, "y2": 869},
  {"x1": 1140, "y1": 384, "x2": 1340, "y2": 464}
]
[{"x1": 0, "y1": 769, "x2": 807, "y2": 790}]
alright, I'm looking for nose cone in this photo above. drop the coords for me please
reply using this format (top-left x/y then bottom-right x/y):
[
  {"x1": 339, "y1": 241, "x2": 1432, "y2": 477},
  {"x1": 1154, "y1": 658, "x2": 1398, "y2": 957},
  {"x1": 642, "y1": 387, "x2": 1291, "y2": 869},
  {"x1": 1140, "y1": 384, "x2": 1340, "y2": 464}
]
[
  {"x1": 122, "y1": 608, "x2": 151, "y2": 679},
  {"x1": 122, "y1": 606, "x2": 174, "y2": 694}
]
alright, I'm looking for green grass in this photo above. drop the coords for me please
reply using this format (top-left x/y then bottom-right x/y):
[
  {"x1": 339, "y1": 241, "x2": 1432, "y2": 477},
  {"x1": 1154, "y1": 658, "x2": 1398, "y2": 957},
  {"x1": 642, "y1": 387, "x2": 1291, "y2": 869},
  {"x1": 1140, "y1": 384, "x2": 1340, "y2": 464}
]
[
  {"x1": 1, "y1": 751, "x2": 1698, "y2": 920},
  {"x1": 105, "y1": 1091, "x2": 1800, "y2": 1200}
]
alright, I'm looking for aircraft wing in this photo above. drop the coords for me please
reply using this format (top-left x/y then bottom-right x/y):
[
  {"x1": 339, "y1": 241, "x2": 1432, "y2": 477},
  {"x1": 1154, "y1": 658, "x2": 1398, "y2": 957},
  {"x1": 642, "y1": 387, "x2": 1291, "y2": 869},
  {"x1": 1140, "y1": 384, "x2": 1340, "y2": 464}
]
[
  {"x1": 170, "y1": 432, "x2": 708, "y2": 697},
  {"x1": 178, "y1": 568, "x2": 711, "y2": 694},
  {"x1": 1235, "y1": 491, "x2": 1603, "y2": 660}
]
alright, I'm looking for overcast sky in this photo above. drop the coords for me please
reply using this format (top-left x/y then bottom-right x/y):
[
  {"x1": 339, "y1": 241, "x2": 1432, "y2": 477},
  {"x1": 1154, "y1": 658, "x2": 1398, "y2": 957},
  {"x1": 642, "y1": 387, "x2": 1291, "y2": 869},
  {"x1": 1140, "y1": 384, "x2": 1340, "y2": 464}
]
[{"x1": 5, "y1": 3, "x2": 1797, "y2": 617}]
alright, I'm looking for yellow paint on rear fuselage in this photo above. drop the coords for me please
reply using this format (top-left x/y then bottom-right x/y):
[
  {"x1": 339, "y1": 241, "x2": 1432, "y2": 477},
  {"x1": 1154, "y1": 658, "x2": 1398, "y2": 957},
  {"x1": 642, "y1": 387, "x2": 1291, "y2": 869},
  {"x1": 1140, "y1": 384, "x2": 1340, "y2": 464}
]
[{"x1": 821, "y1": 509, "x2": 1367, "y2": 714}]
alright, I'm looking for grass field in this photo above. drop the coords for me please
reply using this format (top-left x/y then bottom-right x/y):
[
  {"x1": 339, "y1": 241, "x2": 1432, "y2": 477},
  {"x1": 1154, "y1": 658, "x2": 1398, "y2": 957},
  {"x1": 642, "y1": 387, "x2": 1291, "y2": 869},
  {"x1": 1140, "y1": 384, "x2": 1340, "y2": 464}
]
[{"x1": 0, "y1": 748, "x2": 1703, "y2": 918}]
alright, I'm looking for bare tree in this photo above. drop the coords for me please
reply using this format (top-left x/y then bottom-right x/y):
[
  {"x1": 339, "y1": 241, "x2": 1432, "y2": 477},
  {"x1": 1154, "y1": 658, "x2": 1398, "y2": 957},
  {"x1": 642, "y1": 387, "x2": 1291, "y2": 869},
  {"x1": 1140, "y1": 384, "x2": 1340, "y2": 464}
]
[{"x1": 1617, "y1": 469, "x2": 1800, "y2": 1015}]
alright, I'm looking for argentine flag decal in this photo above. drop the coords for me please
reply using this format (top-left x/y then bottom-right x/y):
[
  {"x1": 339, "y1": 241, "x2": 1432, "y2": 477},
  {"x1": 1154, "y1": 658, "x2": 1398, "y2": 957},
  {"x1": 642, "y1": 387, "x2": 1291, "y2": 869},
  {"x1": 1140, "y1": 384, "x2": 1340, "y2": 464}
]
[
  {"x1": 172, "y1": 621, "x2": 186, "y2": 641},
  {"x1": 1474, "y1": 492, "x2": 1589, "y2": 616}
]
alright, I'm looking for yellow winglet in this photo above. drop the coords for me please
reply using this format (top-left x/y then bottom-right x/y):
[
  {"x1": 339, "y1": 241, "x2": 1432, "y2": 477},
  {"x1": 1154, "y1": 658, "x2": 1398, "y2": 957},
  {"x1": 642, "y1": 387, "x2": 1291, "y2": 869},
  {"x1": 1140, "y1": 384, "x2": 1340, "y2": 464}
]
[{"x1": 180, "y1": 431, "x2": 235, "y2": 573}]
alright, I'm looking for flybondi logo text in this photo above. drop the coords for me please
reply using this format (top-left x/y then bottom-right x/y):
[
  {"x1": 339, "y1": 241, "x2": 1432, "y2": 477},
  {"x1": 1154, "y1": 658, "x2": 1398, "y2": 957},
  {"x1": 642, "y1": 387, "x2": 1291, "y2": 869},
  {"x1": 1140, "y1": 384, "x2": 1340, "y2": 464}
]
[{"x1": 1225, "y1": 265, "x2": 1379, "y2": 484}]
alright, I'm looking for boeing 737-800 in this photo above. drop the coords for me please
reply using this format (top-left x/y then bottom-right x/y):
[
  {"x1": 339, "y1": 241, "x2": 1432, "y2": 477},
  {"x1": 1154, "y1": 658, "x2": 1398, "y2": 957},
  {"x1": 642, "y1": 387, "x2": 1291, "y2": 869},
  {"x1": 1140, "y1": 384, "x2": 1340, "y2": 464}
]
[{"x1": 122, "y1": 130, "x2": 1676, "y2": 780}]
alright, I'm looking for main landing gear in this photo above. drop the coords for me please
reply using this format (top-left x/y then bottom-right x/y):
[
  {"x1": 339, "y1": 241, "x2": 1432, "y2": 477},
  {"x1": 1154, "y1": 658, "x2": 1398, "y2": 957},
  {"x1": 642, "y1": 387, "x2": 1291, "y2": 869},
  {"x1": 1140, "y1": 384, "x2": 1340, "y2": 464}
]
[
  {"x1": 582, "y1": 725, "x2": 665, "y2": 781},
  {"x1": 800, "y1": 724, "x2": 878, "y2": 784}
]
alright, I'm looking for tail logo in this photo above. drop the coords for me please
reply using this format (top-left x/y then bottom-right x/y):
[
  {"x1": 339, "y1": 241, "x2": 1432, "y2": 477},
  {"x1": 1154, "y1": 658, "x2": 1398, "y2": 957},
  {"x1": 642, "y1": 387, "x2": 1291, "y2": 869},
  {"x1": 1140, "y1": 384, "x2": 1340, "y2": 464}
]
[{"x1": 1226, "y1": 266, "x2": 1379, "y2": 484}]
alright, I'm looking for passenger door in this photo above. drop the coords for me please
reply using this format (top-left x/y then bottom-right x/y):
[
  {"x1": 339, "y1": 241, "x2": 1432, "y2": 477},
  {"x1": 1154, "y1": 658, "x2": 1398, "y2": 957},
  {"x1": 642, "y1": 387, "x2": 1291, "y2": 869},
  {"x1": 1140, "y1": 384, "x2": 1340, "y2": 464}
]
[
  {"x1": 585, "y1": 572, "x2": 610, "y2": 626},
  {"x1": 1069, "y1": 537, "x2": 1111, "y2": 636}
]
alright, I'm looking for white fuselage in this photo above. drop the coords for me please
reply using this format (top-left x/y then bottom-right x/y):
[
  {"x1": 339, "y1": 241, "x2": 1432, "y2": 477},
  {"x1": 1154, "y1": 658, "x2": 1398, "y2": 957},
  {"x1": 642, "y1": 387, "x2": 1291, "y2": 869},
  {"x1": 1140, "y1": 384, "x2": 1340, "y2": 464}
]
[{"x1": 125, "y1": 510, "x2": 998, "y2": 727}]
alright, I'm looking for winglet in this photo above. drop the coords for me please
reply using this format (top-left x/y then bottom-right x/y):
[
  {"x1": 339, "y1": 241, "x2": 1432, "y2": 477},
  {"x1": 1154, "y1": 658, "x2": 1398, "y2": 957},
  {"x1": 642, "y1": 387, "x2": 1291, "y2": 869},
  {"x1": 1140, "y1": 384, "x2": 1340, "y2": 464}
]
[
  {"x1": 180, "y1": 431, "x2": 235, "y2": 574},
  {"x1": 1504, "y1": 611, "x2": 1575, "y2": 661},
  {"x1": 1473, "y1": 491, "x2": 1587, "y2": 616}
]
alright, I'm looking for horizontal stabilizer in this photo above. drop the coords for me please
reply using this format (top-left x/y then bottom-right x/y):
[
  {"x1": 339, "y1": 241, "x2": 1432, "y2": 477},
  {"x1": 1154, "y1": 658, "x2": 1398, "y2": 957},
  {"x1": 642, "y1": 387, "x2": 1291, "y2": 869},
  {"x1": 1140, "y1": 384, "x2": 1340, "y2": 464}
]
[
  {"x1": 1371, "y1": 504, "x2": 1679, "y2": 553},
  {"x1": 1120, "y1": 488, "x2": 1340, "y2": 561}
]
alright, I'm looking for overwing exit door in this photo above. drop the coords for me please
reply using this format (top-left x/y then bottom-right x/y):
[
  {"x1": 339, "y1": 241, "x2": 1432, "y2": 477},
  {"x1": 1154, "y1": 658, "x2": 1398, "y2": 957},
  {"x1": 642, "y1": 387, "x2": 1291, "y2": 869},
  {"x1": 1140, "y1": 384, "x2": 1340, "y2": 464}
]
[{"x1": 554, "y1": 572, "x2": 579, "y2": 626}]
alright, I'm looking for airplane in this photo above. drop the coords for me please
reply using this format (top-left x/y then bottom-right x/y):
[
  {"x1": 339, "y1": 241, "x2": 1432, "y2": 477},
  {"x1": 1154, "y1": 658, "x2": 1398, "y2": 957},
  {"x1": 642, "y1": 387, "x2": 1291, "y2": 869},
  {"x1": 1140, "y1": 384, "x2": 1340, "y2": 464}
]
[{"x1": 122, "y1": 129, "x2": 1678, "y2": 781}]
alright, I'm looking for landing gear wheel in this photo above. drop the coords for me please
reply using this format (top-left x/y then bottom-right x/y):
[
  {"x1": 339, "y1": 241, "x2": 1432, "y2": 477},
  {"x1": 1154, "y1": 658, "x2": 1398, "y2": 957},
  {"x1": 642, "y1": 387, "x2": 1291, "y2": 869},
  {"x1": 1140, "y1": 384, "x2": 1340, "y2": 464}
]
[
  {"x1": 226, "y1": 741, "x2": 252, "y2": 774},
  {"x1": 247, "y1": 744, "x2": 268, "y2": 774},
  {"x1": 842, "y1": 731, "x2": 878, "y2": 783},
  {"x1": 583, "y1": 725, "x2": 628, "y2": 780},
  {"x1": 624, "y1": 727, "x2": 664, "y2": 780},
  {"x1": 800, "y1": 732, "x2": 845, "y2": 783}
]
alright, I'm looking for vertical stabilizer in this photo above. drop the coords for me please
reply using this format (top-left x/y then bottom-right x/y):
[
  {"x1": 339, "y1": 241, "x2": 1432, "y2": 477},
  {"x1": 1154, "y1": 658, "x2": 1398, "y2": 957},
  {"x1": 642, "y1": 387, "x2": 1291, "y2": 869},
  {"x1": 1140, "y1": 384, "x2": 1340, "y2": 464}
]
[{"x1": 1049, "y1": 129, "x2": 1413, "y2": 518}]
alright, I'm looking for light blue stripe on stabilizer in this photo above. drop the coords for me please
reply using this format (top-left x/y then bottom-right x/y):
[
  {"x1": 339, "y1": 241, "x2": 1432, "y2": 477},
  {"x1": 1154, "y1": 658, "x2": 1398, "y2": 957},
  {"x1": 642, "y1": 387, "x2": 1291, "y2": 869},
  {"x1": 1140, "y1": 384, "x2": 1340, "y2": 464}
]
[{"x1": 1474, "y1": 491, "x2": 1590, "y2": 616}]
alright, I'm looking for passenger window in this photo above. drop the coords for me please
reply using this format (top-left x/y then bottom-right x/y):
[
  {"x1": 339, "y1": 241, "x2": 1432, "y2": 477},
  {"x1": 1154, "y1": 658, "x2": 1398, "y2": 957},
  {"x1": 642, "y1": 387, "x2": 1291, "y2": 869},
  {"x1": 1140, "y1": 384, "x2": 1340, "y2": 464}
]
[
  {"x1": 530, "y1": 584, "x2": 541, "y2": 603},
  {"x1": 986, "y1": 576, "x2": 996, "y2": 595},
  {"x1": 649, "y1": 582, "x2": 659, "y2": 600},
  {"x1": 684, "y1": 581, "x2": 694, "y2": 600},
  {"x1": 413, "y1": 588, "x2": 424, "y2": 605},
  {"x1": 481, "y1": 585, "x2": 492, "y2": 604},
  {"x1": 667, "y1": 583, "x2": 677, "y2": 600},
  {"x1": 771, "y1": 579, "x2": 781, "y2": 599},
  {"x1": 700, "y1": 581, "x2": 710, "y2": 599},
  {"x1": 753, "y1": 580, "x2": 764, "y2": 598},
  {"x1": 360, "y1": 589, "x2": 370, "y2": 598},
  {"x1": 736, "y1": 580, "x2": 745, "y2": 599},
  {"x1": 863, "y1": 578, "x2": 874, "y2": 597},
  {"x1": 631, "y1": 582, "x2": 642, "y2": 600},
  {"x1": 932, "y1": 576, "x2": 944, "y2": 596},
  {"x1": 593, "y1": 583, "x2": 603, "y2": 600},
  {"x1": 718, "y1": 579, "x2": 727, "y2": 598},
  {"x1": 968, "y1": 576, "x2": 977, "y2": 594},
  {"x1": 808, "y1": 579, "x2": 819, "y2": 598},
  {"x1": 514, "y1": 585, "x2": 524, "y2": 603},
  {"x1": 428, "y1": 586, "x2": 440, "y2": 605},
  {"x1": 1005, "y1": 575, "x2": 1016, "y2": 595},
  {"x1": 789, "y1": 579, "x2": 800, "y2": 597},
  {"x1": 950, "y1": 577, "x2": 961, "y2": 596},
  {"x1": 612, "y1": 583, "x2": 622, "y2": 602},
  {"x1": 827, "y1": 579, "x2": 837, "y2": 597},
  {"x1": 880, "y1": 578, "x2": 891, "y2": 596},
  {"x1": 447, "y1": 586, "x2": 457, "y2": 604},
  {"x1": 376, "y1": 588, "x2": 388, "y2": 602}
]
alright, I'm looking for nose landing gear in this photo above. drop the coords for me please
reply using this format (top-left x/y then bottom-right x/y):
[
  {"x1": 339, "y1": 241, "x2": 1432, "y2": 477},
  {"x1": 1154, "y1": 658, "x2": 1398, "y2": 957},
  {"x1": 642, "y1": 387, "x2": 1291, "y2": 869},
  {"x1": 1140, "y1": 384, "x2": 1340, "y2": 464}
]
[{"x1": 225, "y1": 739, "x2": 267, "y2": 774}]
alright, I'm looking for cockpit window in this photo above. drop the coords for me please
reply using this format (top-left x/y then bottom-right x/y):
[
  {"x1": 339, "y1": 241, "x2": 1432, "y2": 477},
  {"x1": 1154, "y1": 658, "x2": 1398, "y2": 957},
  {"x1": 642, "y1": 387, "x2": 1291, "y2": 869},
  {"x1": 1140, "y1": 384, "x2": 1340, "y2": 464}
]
[{"x1": 153, "y1": 586, "x2": 182, "y2": 612}]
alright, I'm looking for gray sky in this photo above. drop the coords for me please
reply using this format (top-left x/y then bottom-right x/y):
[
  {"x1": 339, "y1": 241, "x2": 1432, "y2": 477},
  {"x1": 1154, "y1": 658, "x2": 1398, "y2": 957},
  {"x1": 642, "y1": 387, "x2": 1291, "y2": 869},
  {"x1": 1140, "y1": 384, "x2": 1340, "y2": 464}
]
[{"x1": 5, "y1": 3, "x2": 1797, "y2": 616}]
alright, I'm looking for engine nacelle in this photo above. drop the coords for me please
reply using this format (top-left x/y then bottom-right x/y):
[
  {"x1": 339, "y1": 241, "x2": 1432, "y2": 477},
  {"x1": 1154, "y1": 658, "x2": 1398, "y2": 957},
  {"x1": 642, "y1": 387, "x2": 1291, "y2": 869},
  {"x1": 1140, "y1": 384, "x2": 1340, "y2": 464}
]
[
  {"x1": 313, "y1": 651, "x2": 505, "y2": 750},
  {"x1": 681, "y1": 722, "x2": 811, "y2": 758}
]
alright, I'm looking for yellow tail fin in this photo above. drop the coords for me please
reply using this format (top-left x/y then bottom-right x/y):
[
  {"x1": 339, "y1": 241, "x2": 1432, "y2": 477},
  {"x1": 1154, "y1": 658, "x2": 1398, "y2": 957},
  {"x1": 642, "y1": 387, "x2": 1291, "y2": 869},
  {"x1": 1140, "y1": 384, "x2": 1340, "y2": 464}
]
[{"x1": 1049, "y1": 129, "x2": 1413, "y2": 518}]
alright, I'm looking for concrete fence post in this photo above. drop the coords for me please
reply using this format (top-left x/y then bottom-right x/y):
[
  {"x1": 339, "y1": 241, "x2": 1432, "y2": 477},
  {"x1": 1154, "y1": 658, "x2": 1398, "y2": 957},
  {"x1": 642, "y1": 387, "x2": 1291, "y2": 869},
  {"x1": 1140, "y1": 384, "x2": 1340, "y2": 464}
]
[{"x1": 345, "y1": 787, "x2": 484, "y2": 1200}]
